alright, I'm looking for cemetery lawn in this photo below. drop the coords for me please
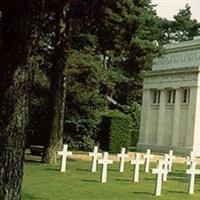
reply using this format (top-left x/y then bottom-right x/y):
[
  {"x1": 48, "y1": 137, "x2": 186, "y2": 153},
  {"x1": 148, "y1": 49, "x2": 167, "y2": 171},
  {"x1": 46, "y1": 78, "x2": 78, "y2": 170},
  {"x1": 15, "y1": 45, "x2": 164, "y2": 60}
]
[{"x1": 22, "y1": 159, "x2": 200, "y2": 200}]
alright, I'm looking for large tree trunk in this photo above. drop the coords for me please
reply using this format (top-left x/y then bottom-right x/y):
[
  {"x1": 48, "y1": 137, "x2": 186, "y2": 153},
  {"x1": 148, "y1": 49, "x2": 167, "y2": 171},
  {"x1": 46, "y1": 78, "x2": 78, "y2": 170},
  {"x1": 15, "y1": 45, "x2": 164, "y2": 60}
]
[
  {"x1": 0, "y1": 2, "x2": 40, "y2": 199},
  {"x1": 42, "y1": 2, "x2": 69, "y2": 164}
]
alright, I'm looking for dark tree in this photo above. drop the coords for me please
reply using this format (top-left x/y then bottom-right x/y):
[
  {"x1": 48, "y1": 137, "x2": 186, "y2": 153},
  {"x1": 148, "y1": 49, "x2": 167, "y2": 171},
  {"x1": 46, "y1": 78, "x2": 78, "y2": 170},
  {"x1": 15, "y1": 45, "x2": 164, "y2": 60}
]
[
  {"x1": 0, "y1": 1, "x2": 42, "y2": 199},
  {"x1": 42, "y1": 1, "x2": 70, "y2": 164}
]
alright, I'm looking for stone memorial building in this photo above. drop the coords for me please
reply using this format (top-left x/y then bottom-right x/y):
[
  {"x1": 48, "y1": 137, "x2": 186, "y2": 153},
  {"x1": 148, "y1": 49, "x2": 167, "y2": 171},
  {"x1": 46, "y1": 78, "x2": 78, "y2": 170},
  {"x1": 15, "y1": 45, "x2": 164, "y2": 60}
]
[{"x1": 137, "y1": 36, "x2": 200, "y2": 155}]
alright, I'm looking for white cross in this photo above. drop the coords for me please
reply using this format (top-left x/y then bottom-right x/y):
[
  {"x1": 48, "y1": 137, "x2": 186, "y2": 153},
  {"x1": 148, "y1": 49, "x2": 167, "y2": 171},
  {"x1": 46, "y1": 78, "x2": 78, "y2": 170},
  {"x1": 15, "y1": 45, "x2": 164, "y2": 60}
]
[
  {"x1": 117, "y1": 147, "x2": 129, "y2": 172},
  {"x1": 161, "y1": 154, "x2": 170, "y2": 182},
  {"x1": 89, "y1": 146, "x2": 102, "y2": 172},
  {"x1": 98, "y1": 152, "x2": 113, "y2": 183},
  {"x1": 186, "y1": 161, "x2": 200, "y2": 194},
  {"x1": 130, "y1": 153, "x2": 144, "y2": 182},
  {"x1": 152, "y1": 160, "x2": 165, "y2": 196},
  {"x1": 168, "y1": 150, "x2": 176, "y2": 172},
  {"x1": 58, "y1": 144, "x2": 72, "y2": 172},
  {"x1": 186, "y1": 151, "x2": 196, "y2": 166},
  {"x1": 143, "y1": 149, "x2": 154, "y2": 173}
]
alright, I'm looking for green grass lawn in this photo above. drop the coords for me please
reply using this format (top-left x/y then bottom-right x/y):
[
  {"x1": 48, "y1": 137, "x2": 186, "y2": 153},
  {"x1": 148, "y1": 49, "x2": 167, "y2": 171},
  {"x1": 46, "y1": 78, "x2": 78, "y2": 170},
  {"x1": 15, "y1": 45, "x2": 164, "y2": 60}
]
[{"x1": 22, "y1": 159, "x2": 200, "y2": 200}]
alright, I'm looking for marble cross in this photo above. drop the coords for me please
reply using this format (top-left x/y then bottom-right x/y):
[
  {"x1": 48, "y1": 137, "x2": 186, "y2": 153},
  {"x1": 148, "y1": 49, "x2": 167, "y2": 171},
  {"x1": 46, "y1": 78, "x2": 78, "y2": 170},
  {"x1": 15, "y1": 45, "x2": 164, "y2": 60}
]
[
  {"x1": 130, "y1": 153, "x2": 144, "y2": 182},
  {"x1": 186, "y1": 161, "x2": 200, "y2": 194},
  {"x1": 58, "y1": 144, "x2": 72, "y2": 172},
  {"x1": 152, "y1": 160, "x2": 165, "y2": 196},
  {"x1": 89, "y1": 146, "x2": 102, "y2": 172},
  {"x1": 186, "y1": 151, "x2": 196, "y2": 166},
  {"x1": 161, "y1": 154, "x2": 170, "y2": 182},
  {"x1": 98, "y1": 152, "x2": 113, "y2": 183},
  {"x1": 168, "y1": 150, "x2": 176, "y2": 172},
  {"x1": 117, "y1": 147, "x2": 129, "y2": 172},
  {"x1": 143, "y1": 149, "x2": 154, "y2": 173}
]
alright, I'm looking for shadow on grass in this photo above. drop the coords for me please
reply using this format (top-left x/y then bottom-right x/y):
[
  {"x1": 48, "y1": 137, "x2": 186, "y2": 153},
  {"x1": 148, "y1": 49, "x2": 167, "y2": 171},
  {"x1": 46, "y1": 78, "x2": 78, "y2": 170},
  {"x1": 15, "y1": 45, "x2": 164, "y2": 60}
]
[
  {"x1": 145, "y1": 178, "x2": 154, "y2": 181},
  {"x1": 24, "y1": 159, "x2": 41, "y2": 164},
  {"x1": 109, "y1": 169, "x2": 118, "y2": 172},
  {"x1": 167, "y1": 190, "x2": 187, "y2": 194},
  {"x1": 169, "y1": 172, "x2": 188, "y2": 182},
  {"x1": 68, "y1": 158, "x2": 78, "y2": 162},
  {"x1": 81, "y1": 179, "x2": 98, "y2": 183},
  {"x1": 45, "y1": 168, "x2": 60, "y2": 172},
  {"x1": 22, "y1": 192, "x2": 49, "y2": 200},
  {"x1": 115, "y1": 178, "x2": 132, "y2": 182},
  {"x1": 76, "y1": 168, "x2": 90, "y2": 172},
  {"x1": 133, "y1": 191, "x2": 153, "y2": 196}
]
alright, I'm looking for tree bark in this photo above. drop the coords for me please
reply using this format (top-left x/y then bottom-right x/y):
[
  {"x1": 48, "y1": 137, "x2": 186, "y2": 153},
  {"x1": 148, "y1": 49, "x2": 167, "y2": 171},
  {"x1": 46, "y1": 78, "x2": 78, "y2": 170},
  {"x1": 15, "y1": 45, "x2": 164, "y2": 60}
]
[
  {"x1": 42, "y1": 2, "x2": 70, "y2": 164},
  {"x1": 0, "y1": 1, "x2": 40, "y2": 199}
]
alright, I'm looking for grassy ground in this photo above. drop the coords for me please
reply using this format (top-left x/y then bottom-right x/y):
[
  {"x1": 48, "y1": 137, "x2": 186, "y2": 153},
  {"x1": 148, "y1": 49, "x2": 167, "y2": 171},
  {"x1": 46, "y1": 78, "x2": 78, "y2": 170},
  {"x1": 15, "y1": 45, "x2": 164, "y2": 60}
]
[{"x1": 22, "y1": 159, "x2": 200, "y2": 200}]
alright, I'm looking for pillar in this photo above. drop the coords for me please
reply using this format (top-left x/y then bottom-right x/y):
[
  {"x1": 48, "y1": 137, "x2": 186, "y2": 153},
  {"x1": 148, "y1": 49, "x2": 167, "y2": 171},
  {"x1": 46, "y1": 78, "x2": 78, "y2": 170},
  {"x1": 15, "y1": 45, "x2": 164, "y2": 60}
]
[
  {"x1": 156, "y1": 89, "x2": 166, "y2": 145},
  {"x1": 139, "y1": 88, "x2": 151, "y2": 145},
  {"x1": 188, "y1": 86, "x2": 200, "y2": 155},
  {"x1": 185, "y1": 87, "x2": 197, "y2": 149},
  {"x1": 171, "y1": 88, "x2": 181, "y2": 147}
]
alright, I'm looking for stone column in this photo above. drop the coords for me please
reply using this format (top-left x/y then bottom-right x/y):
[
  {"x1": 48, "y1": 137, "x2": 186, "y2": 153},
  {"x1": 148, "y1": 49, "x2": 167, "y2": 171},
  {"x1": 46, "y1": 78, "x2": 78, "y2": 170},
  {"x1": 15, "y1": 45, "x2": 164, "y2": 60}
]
[
  {"x1": 186, "y1": 86, "x2": 200, "y2": 155},
  {"x1": 185, "y1": 87, "x2": 197, "y2": 148},
  {"x1": 156, "y1": 89, "x2": 166, "y2": 146},
  {"x1": 171, "y1": 88, "x2": 181, "y2": 147},
  {"x1": 139, "y1": 88, "x2": 151, "y2": 145}
]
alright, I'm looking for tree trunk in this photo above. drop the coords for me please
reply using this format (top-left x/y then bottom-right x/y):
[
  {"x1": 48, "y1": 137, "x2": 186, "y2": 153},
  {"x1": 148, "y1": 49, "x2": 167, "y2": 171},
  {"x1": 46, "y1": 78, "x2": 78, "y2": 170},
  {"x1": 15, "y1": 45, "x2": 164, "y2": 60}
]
[
  {"x1": 42, "y1": 2, "x2": 70, "y2": 164},
  {"x1": 0, "y1": 2, "x2": 40, "y2": 200}
]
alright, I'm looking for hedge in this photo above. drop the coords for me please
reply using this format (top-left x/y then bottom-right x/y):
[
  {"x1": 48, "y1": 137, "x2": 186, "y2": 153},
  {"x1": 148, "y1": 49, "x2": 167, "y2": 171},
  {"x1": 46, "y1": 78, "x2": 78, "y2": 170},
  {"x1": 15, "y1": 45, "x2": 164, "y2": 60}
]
[{"x1": 98, "y1": 110, "x2": 132, "y2": 153}]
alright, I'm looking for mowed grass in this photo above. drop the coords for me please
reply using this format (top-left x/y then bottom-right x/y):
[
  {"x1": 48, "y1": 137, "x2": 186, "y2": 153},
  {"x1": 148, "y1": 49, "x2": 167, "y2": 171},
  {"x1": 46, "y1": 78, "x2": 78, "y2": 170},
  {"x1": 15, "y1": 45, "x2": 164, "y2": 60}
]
[{"x1": 22, "y1": 159, "x2": 200, "y2": 200}]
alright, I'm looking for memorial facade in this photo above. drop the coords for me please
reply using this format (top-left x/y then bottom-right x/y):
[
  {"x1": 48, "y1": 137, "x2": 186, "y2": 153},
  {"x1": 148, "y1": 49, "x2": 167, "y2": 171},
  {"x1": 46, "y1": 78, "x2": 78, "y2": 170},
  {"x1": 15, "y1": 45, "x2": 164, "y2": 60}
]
[{"x1": 137, "y1": 36, "x2": 200, "y2": 155}]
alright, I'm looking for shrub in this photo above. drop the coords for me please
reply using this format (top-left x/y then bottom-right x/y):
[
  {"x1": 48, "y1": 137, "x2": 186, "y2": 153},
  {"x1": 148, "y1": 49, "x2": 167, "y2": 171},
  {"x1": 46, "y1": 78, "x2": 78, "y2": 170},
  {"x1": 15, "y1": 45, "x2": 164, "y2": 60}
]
[
  {"x1": 122, "y1": 101, "x2": 141, "y2": 148},
  {"x1": 98, "y1": 110, "x2": 132, "y2": 153}
]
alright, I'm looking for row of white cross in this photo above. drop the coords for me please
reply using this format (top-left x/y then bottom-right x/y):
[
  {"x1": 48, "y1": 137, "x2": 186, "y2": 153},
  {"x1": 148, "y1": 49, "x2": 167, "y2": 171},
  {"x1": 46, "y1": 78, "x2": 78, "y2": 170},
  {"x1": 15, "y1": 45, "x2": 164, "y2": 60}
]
[{"x1": 58, "y1": 145, "x2": 200, "y2": 196}]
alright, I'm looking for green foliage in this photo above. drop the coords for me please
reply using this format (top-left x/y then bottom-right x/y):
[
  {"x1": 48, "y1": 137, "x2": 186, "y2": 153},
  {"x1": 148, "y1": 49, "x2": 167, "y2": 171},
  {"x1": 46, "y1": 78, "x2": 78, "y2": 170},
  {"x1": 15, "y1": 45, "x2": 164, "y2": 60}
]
[
  {"x1": 29, "y1": 0, "x2": 162, "y2": 150},
  {"x1": 157, "y1": 4, "x2": 200, "y2": 44},
  {"x1": 63, "y1": 0, "x2": 161, "y2": 150},
  {"x1": 27, "y1": 1, "x2": 200, "y2": 153},
  {"x1": 98, "y1": 110, "x2": 132, "y2": 153},
  {"x1": 172, "y1": 4, "x2": 200, "y2": 42},
  {"x1": 122, "y1": 101, "x2": 141, "y2": 147},
  {"x1": 64, "y1": 51, "x2": 106, "y2": 151}
]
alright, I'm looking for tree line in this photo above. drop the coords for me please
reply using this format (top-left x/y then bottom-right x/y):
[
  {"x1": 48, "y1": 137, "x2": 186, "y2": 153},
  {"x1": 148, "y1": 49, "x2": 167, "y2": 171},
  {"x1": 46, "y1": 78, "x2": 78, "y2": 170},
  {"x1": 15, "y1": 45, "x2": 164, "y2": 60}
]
[{"x1": 0, "y1": 1, "x2": 199, "y2": 199}]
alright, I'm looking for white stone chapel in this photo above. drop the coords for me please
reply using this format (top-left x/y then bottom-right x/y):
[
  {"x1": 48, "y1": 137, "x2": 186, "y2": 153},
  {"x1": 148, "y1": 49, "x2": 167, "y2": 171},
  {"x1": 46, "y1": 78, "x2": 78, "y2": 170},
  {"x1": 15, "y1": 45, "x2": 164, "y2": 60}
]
[{"x1": 137, "y1": 36, "x2": 200, "y2": 156}]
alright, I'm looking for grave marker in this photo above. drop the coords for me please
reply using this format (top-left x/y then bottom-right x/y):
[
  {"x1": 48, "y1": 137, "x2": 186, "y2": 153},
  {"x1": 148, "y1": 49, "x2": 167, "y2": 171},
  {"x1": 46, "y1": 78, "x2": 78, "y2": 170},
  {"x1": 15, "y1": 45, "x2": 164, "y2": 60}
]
[
  {"x1": 152, "y1": 160, "x2": 165, "y2": 196},
  {"x1": 130, "y1": 153, "x2": 144, "y2": 182},
  {"x1": 58, "y1": 144, "x2": 72, "y2": 172},
  {"x1": 98, "y1": 152, "x2": 113, "y2": 183},
  {"x1": 117, "y1": 148, "x2": 129, "y2": 172},
  {"x1": 186, "y1": 151, "x2": 196, "y2": 166},
  {"x1": 168, "y1": 150, "x2": 175, "y2": 172},
  {"x1": 143, "y1": 149, "x2": 154, "y2": 173},
  {"x1": 161, "y1": 154, "x2": 170, "y2": 182},
  {"x1": 186, "y1": 161, "x2": 200, "y2": 194},
  {"x1": 89, "y1": 146, "x2": 102, "y2": 172}
]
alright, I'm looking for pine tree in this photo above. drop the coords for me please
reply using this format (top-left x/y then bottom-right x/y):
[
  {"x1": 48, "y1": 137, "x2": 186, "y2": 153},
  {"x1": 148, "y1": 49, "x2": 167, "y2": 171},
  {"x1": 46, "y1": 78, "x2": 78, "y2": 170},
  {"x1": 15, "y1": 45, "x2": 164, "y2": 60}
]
[
  {"x1": 172, "y1": 4, "x2": 200, "y2": 42},
  {"x1": 157, "y1": 4, "x2": 200, "y2": 43}
]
